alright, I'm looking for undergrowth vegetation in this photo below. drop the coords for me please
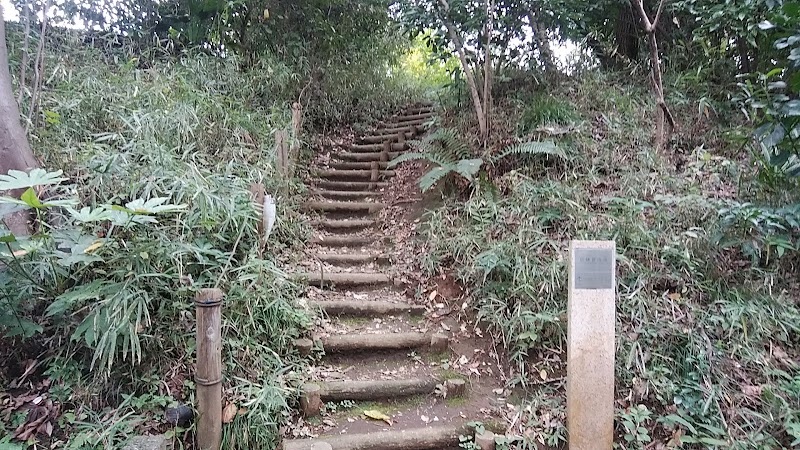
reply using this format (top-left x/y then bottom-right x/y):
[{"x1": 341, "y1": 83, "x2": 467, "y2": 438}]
[
  {"x1": 0, "y1": 24, "x2": 429, "y2": 448},
  {"x1": 418, "y1": 72, "x2": 800, "y2": 447}
]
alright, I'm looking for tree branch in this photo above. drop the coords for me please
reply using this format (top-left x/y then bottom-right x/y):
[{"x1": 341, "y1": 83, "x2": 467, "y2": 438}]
[
  {"x1": 631, "y1": 0, "x2": 654, "y2": 33},
  {"x1": 653, "y1": 0, "x2": 667, "y2": 31}
]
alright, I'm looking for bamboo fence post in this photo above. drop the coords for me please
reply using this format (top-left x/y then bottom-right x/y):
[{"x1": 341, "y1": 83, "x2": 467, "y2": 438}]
[{"x1": 195, "y1": 288, "x2": 224, "y2": 450}]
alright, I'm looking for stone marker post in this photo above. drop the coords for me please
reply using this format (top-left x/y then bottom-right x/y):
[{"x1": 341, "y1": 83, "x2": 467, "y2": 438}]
[{"x1": 567, "y1": 240, "x2": 615, "y2": 449}]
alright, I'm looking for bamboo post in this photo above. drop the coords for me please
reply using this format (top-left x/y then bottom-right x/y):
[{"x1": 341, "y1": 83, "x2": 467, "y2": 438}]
[{"x1": 195, "y1": 288, "x2": 224, "y2": 450}]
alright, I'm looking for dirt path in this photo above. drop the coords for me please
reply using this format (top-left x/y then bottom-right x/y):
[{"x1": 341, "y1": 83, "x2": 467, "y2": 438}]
[{"x1": 282, "y1": 105, "x2": 508, "y2": 450}]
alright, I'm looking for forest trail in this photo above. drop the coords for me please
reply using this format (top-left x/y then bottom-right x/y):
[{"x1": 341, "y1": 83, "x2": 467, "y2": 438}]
[{"x1": 283, "y1": 105, "x2": 507, "y2": 450}]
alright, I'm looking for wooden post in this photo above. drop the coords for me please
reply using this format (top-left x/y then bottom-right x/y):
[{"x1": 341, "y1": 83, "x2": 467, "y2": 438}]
[
  {"x1": 275, "y1": 129, "x2": 289, "y2": 178},
  {"x1": 195, "y1": 289, "x2": 224, "y2": 450},
  {"x1": 567, "y1": 241, "x2": 615, "y2": 450},
  {"x1": 381, "y1": 141, "x2": 391, "y2": 163}
]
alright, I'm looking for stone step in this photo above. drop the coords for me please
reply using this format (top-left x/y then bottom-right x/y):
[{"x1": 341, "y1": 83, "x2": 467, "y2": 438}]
[
  {"x1": 313, "y1": 169, "x2": 396, "y2": 180},
  {"x1": 336, "y1": 152, "x2": 399, "y2": 162},
  {"x1": 298, "y1": 272, "x2": 391, "y2": 288},
  {"x1": 303, "y1": 201, "x2": 384, "y2": 213},
  {"x1": 314, "y1": 180, "x2": 389, "y2": 190},
  {"x1": 321, "y1": 332, "x2": 448, "y2": 353},
  {"x1": 314, "y1": 253, "x2": 390, "y2": 266},
  {"x1": 327, "y1": 161, "x2": 390, "y2": 170},
  {"x1": 309, "y1": 300, "x2": 423, "y2": 316},
  {"x1": 282, "y1": 425, "x2": 465, "y2": 450},
  {"x1": 310, "y1": 219, "x2": 377, "y2": 230},
  {"x1": 311, "y1": 235, "x2": 377, "y2": 247}
]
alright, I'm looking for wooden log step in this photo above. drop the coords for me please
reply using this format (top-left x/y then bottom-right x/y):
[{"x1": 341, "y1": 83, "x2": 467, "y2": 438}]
[
  {"x1": 312, "y1": 190, "x2": 381, "y2": 200},
  {"x1": 336, "y1": 152, "x2": 399, "y2": 162},
  {"x1": 319, "y1": 378, "x2": 440, "y2": 401},
  {"x1": 375, "y1": 123, "x2": 425, "y2": 135},
  {"x1": 311, "y1": 235, "x2": 376, "y2": 247},
  {"x1": 315, "y1": 253, "x2": 390, "y2": 265},
  {"x1": 313, "y1": 169, "x2": 396, "y2": 179},
  {"x1": 374, "y1": 124, "x2": 414, "y2": 134},
  {"x1": 310, "y1": 219, "x2": 376, "y2": 230},
  {"x1": 327, "y1": 161, "x2": 390, "y2": 170},
  {"x1": 298, "y1": 272, "x2": 391, "y2": 287},
  {"x1": 309, "y1": 300, "x2": 424, "y2": 316},
  {"x1": 349, "y1": 143, "x2": 407, "y2": 153},
  {"x1": 321, "y1": 332, "x2": 449, "y2": 353},
  {"x1": 404, "y1": 106, "x2": 434, "y2": 115},
  {"x1": 359, "y1": 132, "x2": 413, "y2": 144},
  {"x1": 314, "y1": 180, "x2": 389, "y2": 190},
  {"x1": 393, "y1": 112, "x2": 434, "y2": 122},
  {"x1": 389, "y1": 118, "x2": 428, "y2": 127},
  {"x1": 282, "y1": 425, "x2": 465, "y2": 450},
  {"x1": 303, "y1": 201, "x2": 384, "y2": 213}
]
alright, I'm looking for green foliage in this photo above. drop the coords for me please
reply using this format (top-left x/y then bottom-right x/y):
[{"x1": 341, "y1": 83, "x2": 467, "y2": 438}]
[
  {"x1": 715, "y1": 201, "x2": 800, "y2": 265},
  {"x1": 737, "y1": 11, "x2": 800, "y2": 179},
  {"x1": 517, "y1": 94, "x2": 578, "y2": 134}
]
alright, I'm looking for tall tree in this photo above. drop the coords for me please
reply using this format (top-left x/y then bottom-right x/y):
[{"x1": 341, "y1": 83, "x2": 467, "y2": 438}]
[{"x1": 1, "y1": 5, "x2": 39, "y2": 236}]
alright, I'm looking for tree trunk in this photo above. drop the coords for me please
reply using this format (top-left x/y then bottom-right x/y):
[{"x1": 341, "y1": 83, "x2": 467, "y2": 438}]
[
  {"x1": 0, "y1": 6, "x2": 39, "y2": 236},
  {"x1": 481, "y1": 0, "x2": 493, "y2": 144},
  {"x1": 441, "y1": 18, "x2": 487, "y2": 140},
  {"x1": 615, "y1": 4, "x2": 640, "y2": 61},
  {"x1": 632, "y1": 0, "x2": 675, "y2": 152},
  {"x1": 528, "y1": 6, "x2": 555, "y2": 72}
]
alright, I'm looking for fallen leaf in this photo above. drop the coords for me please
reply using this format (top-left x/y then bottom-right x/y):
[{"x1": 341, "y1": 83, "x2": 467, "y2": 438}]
[
  {"x1": 364, "y1": 409, "x2": 392, "y2": 425},
  {"x1": 222, "y1": 402, "x2": 237, "y2": 423},
  {"x1": 84, "y1": 241, "x2": 104, "y2": 254},
  {"x1": 741, "y1": 385, "x2": 763, "y2": 397},
  {"x1": 428, "y1": 290, "x2": 438, "y2": 301},
  {"x1": 540, "y1": 369, "x2": 548, "y2": 381}
]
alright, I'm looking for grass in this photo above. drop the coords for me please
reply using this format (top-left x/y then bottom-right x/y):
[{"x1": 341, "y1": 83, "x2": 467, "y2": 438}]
[{"x1": 419, "y1": 71, "x2": 800, "y2": 447}]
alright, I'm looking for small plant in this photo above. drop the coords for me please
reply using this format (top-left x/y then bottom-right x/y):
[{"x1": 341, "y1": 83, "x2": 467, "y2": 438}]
[
  {"x1": 715, "y1": 201, "x2": 799, "y2": 265},
  {"x1": 617, "y1": 405, "x2": 652, "y2": 449}
]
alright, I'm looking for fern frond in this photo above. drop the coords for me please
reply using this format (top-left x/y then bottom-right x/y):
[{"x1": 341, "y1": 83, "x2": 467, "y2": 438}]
[
  {"x1": 387, "y1": 151, "x2": 452, "y2": 168},
  {"x1": 419, "y1": 165, "x2": 454, "y2": 192},
  {"x1": 454, "y1": 158, "x2": 483, "y2": 181},
  {"x1": 490, "y1": 140, "x2": 567, "y2": 164},
  {"x1": 407, "y1": 138, "x2": 451, "y2": 161},
  {"x1": 418, "y1": 127, "x2": 471, "y2": 162},
  {"x1": 432, "y1": 128, "x2": 472, "y2": 161}
]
